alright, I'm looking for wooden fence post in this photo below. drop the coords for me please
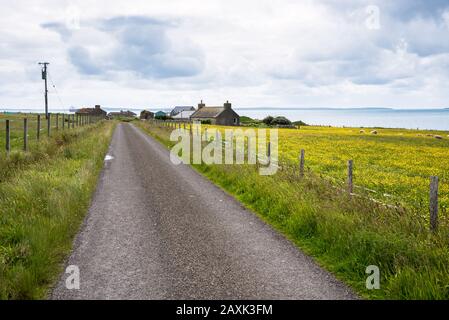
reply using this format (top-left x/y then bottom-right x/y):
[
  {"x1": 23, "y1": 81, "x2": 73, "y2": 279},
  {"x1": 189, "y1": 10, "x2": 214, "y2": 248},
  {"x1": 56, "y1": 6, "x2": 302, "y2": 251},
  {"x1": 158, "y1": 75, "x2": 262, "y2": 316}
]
[
  {"x1": 5, "y1": 119, "x2": 10, "y2": 153},
  {"x1": 72, "y1": 115, "x2": 75, "y2": 128},
  {"x1": 430, "y1": 176, "x2": 439, "y2": 232},
  {"x1": 299, "y1": 149, "x2": 305, "y2": 177},
  {"x1": 56, "y1": 113, "x2": 59, "y2": 130},
  {"x1": 268, "y1": 142, "x2": 271, "y2": 162},
  {"x1": 348, "y1": 160, "x2": 354, "y2": 194},
  {"x1": 62, "y1": 114, "x2": 65, "y2": 130},
  {"x1": 37, "y1": 115, "x2": 41, "y2": 140},
  {"x1": 23, "y1": 118, "x2": 28, "y2": 151}
]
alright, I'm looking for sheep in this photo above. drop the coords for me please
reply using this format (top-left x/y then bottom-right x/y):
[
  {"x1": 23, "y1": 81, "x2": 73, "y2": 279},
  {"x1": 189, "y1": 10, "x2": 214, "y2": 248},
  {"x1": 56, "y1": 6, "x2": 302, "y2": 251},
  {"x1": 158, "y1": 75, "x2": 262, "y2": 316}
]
[
  {"x1": 370, "y1": 130, "x2": 378, "y2": 135},
  {"x1": 434, "y1": 135, "x2": 443, "y2": 140}
]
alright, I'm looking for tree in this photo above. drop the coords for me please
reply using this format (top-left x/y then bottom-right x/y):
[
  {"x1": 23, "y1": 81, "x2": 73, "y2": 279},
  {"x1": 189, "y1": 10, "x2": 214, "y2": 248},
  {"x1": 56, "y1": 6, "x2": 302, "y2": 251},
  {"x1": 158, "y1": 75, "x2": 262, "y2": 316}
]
[
  {"x1": 262, "y1": 116, "x2": 274, "y2": 125},
  {"x1": 271, "y1": 116, "x2": 291, "y2": 125}
]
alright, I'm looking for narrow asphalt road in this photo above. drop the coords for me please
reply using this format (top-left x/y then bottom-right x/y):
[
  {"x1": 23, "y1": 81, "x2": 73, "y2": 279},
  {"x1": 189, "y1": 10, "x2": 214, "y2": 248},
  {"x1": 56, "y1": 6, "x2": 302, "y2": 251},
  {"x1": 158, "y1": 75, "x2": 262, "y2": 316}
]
[{"x1": 51, "y1": 123, "x2": 357, "y2": 300}]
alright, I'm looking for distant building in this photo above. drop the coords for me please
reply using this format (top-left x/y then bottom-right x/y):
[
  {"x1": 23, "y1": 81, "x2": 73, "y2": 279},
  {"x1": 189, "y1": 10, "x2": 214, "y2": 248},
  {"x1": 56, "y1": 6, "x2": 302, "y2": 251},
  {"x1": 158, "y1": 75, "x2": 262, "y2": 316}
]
[
  {"x1": 140, "y1": 110, "x2": 154, "y2": 120},
  {"x1": 108, "y1": 110, "x2": 137, "y2": 118},
  {"x1": 172, "y1": 110, "x2": 195, "y2": 120},
  {"x1": 170, "y1": 106, "x2": 195, "y2": 117},
  {"x1": 190, "y1": 100, "x2": 240, "y2": 126},
  {"x1": 75, "y1": 105, "x2": 107, "y2": 118}
]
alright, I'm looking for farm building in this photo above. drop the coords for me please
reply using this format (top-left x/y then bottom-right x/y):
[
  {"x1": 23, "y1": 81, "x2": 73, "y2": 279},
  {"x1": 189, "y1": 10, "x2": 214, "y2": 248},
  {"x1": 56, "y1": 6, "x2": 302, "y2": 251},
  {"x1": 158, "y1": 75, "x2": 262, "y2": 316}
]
[
  {"x1": 75, "y1": 105, "x2": 107, "y2": 118},
  {"x1": 190, "y1": 101, "x2": 240, "y2": 126},
  {"x1": 172, "y1": 110, "x2": 195, "y2": 120},
  {"x1": 140, "y1": 110, "x2": 154, "y2": 120},
  {"x1": 170, "y1": 106, "x2": 195, "y2": 117}
]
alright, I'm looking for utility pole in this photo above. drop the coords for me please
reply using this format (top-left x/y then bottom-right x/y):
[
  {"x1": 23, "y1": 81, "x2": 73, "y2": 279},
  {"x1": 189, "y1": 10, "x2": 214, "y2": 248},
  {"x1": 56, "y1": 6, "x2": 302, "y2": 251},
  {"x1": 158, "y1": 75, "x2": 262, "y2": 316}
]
[{"x1": 39, "y1": 62, "x2": 50, "y2": 119}]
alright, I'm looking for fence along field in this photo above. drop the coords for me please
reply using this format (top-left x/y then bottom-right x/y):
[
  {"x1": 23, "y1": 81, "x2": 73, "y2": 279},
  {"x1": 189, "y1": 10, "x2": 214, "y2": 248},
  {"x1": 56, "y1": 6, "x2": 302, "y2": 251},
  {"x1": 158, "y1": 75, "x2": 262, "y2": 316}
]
[
  {"x1": 152, "y1": 120, "x2": 448, "y2": 232},
  {"x1": 0, "y1": 113, "x2": 101, "y2": 152}
]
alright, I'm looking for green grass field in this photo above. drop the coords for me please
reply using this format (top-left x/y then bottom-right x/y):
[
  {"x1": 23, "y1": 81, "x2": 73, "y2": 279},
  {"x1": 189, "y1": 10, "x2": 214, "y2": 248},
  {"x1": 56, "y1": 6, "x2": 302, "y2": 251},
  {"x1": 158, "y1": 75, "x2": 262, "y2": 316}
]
[
  {"x1": 136, "y1": 120, "x2": 449, "y2": 300},
  {"x1": 0, "y1": 119, "x2": 114, "y2": 299},
  {"x1": 0, "y1": 113, "x2": 93, "y2": 153}
]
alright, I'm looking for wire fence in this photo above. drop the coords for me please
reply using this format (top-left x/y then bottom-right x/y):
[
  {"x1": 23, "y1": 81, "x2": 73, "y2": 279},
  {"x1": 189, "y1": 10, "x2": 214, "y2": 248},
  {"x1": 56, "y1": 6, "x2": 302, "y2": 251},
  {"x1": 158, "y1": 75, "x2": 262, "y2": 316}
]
[
  {"x1": 0, "y1": 113, "x2": 103, "y2": 153},
  {"x1": 144, "y1": 118, "x2": 445, "y2": 233}
]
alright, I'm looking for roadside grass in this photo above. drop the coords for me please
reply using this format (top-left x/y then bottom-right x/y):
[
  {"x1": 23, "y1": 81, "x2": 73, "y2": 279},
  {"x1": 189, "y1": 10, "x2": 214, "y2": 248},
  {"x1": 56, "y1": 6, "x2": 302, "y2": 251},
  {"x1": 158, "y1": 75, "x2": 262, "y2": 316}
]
[
  {"x1": 135, "y1": 120, "x2": 449, "y2": 300},
  {"x1": 0, "y1": 121, "x2": 114, "y2": 299}
]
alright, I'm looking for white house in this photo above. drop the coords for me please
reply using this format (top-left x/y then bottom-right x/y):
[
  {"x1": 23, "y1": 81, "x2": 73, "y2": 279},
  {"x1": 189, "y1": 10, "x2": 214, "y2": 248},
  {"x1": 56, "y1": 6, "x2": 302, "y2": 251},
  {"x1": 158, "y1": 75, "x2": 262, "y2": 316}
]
[{"x1": 172, "y1": 110, "x2": 195, "y2": 120}]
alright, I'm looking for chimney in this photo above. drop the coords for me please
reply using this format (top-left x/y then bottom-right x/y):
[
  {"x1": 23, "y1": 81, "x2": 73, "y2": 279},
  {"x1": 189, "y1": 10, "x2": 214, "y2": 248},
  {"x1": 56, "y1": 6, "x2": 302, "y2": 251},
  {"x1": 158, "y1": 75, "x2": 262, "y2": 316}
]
[
  {"x1": 95, "y1": 105, "x2": 101, "y2": 110},
  {"x1": 198, "y1": 100, "x2": 205, "y2": 109},
  {"x1": 224, "y1": 100, "x2": 231, "y2": 110}
]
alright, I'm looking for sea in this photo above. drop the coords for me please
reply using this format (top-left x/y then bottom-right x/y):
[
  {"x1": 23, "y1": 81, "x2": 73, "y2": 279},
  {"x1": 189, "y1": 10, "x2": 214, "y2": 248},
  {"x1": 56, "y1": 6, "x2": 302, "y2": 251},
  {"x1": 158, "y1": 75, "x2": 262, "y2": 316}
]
[{"x1": 2, "y1": 107, "x2": 448, "y2": 131}]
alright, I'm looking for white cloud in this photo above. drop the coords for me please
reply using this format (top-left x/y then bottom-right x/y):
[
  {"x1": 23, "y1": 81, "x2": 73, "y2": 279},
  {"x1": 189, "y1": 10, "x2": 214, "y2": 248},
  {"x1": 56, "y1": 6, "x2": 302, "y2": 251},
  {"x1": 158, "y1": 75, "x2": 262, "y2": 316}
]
[{"x1": 0, "y1": 0, "x2": 448, "y2": 109}]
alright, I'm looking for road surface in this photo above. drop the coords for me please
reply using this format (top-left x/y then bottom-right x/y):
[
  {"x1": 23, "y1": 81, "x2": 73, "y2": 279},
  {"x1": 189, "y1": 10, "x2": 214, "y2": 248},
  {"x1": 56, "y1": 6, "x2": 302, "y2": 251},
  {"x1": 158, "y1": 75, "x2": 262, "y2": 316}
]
[{"x1": 50, "y1": 123, "x2": 357, "y2": 300}]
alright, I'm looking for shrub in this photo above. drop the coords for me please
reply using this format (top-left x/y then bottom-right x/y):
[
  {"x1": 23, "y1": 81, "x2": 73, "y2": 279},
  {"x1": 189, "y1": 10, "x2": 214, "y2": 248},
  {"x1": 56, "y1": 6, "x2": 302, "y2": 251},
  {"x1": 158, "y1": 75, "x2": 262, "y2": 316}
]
[
  {"x1": 262, "y1": 116, "x2": 274, "y2": 125},
  {"x1": 272, "y1": 116, "x2": 292, "y2": 125}
]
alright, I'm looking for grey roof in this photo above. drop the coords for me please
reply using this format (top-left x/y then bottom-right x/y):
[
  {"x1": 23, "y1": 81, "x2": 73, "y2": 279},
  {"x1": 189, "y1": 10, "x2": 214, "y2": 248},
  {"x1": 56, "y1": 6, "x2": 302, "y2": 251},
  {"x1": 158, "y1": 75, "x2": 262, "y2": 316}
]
[
  {"x1": 171, "y1": 106, "x2": 195, "y2": 116},
  {"x1": 190, "y1": 107, "x2": 226, "y2": 118}
]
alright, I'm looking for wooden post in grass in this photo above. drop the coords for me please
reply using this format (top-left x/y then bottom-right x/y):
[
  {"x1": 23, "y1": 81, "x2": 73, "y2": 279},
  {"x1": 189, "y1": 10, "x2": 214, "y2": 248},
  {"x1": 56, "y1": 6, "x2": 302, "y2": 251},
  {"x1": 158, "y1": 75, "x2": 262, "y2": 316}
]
[
  {"x1": 299, "y1": 149, "x2": 305, "y2": 177},
  {"x1": 56, "y1": 113, "x2": 59, "y2": 130},
  {"x1": 430, "y1": 176, "x2": 439, "y2": 232},
  {"x1": 37, "y1": 115, "x2": 41, "y2": 140},
  {"x1": 23, "y1": 118, "x2": 28, "y2": 151},
  {"x1": 5, "y1": 119, "x2": 10, "y2": 153},
  {"x1": 348, "y1": 160, "x2": 354, "y2": 194},
  {"x1": 62, "y1": 114, "x2": 65, "y2": 130},
  {"x1": 205, "y1": 128, "x2": 208, "y2": 140},
  {"x1": 72, "y1": 115, "x2": 75, "y2": 128},
  {"x1": 268, "y1": 141, "x2": 271, "y2": 163},
  {"x1": 47, "y1": 113, "x2": 51, "y2": 137}
]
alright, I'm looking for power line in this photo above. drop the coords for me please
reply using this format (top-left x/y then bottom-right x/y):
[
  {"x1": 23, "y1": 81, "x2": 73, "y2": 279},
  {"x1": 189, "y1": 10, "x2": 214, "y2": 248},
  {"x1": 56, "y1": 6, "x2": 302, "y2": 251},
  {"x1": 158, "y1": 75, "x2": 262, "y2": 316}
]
[{"x1": 47, "y1": 71, "x2": 67, "y2": 113}]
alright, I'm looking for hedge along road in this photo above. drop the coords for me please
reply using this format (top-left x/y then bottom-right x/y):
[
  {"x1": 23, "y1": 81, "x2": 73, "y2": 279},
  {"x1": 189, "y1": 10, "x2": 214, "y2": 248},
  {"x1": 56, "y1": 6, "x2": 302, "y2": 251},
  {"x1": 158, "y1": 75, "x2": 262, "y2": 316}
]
[{"x1": 50, "y1": 123, "x2": 357, "y2": 300}]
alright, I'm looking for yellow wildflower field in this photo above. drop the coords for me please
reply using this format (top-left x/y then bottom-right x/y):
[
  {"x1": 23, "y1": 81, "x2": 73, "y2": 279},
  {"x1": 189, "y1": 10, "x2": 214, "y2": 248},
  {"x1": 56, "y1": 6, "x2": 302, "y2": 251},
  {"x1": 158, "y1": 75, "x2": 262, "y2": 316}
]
[{"x1": 205, "y1": 124, "x2": 449, "y2": 212}]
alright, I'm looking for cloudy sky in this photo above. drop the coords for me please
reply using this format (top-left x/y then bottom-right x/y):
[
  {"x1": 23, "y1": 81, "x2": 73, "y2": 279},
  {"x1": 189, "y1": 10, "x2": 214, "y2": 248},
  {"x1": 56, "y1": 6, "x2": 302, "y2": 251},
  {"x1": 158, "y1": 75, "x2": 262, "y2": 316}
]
[{"x1": 1, "y1": 0, "x2": 449, "y2": 110}]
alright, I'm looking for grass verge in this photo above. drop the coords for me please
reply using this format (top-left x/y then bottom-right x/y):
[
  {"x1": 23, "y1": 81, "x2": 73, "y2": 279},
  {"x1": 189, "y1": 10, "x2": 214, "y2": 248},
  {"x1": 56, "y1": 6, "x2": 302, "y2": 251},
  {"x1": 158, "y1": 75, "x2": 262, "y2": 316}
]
[
  {"x1": 0, "y1": 121, "x2": 115, "y2": 299},
  {"x1": 135, "y1": 120, "x2": 449, "y2": 300}
]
